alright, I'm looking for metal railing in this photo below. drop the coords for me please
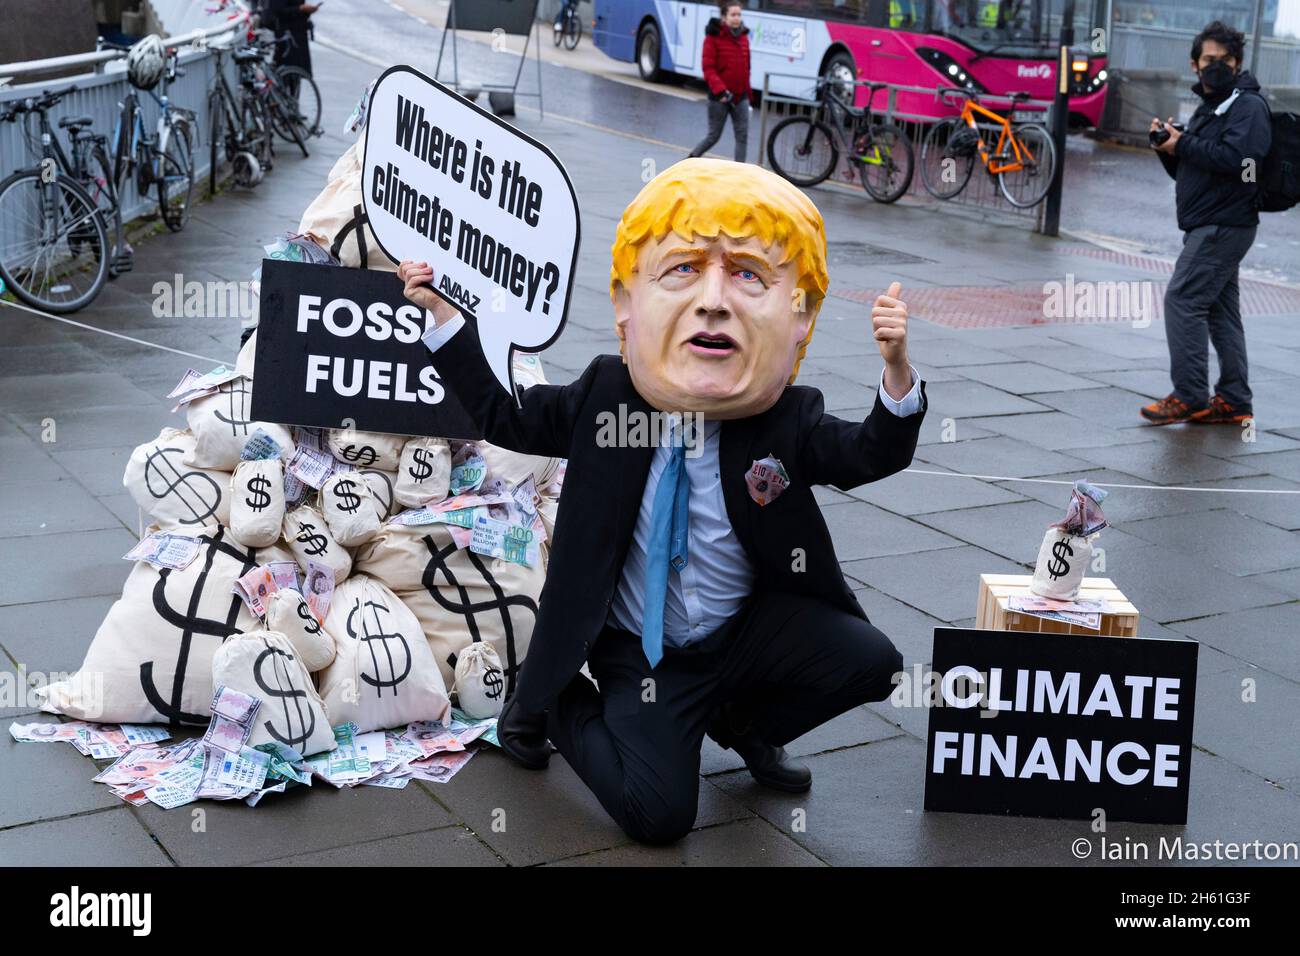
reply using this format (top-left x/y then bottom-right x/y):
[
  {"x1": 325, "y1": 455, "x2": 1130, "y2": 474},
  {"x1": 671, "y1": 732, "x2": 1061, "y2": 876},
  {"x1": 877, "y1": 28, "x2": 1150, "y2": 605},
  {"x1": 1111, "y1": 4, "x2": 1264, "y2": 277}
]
[
  {"x1": 0, "y1": 21, "x2": 245, "y2": 225},
  {"x1": 757, "y1": 73, "x2": 1055, "y2": 228}
]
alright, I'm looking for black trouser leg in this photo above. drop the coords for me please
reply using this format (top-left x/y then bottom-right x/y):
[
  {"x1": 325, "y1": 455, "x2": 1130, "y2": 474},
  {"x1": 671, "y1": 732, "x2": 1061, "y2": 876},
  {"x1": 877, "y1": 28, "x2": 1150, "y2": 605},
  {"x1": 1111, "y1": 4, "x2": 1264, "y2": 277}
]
[
  {"x1": 715, "y1": 591, "x2": 904, "y2": 749},
  {"x1": 689, "y1": 99, "x2": 729, "y2": 158},
  {"x1": 545, "y1": 624, "x2": 724, "y2": 845}
]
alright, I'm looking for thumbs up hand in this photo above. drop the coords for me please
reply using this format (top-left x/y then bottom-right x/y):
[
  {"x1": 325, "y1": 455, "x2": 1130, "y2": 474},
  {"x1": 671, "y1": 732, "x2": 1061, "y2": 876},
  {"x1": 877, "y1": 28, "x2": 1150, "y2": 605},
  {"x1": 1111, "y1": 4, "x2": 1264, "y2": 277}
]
[{"x1": 872, "y1": 281, "x2": 911, "y2": 398}]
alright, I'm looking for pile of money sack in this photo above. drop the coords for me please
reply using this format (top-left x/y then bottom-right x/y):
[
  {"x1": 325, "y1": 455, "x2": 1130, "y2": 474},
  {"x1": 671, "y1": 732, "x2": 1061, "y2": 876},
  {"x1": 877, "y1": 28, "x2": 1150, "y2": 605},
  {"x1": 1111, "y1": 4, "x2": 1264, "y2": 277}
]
[{"x1": 37, "y1": 125, "x2": 560, "y2": 753}]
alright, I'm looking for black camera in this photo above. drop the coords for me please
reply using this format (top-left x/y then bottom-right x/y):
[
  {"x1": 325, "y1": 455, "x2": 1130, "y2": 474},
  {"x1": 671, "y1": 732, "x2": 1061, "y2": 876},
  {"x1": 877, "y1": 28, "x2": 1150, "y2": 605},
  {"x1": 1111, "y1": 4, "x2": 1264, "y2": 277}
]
[{"x1": 1149, "y1": 121, "x2": 1185, "y2": 147}]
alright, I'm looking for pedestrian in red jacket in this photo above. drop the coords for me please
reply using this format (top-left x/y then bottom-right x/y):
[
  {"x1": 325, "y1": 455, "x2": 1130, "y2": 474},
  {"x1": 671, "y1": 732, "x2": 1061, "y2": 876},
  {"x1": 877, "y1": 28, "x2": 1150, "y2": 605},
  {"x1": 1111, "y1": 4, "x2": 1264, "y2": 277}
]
[{"x1": 689, "y1": 2, "x2": 751, "y2": 162}]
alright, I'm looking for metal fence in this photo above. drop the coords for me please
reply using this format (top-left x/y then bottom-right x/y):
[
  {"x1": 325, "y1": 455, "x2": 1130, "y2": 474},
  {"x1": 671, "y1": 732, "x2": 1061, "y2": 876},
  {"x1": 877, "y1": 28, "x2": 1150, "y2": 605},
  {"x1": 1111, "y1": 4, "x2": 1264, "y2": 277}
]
[
  {"x1": 0, "y1": 24, "x2": 242, "y2": 227},
  {"x1": 757, "y1": 74, "x2": 1054, "y2": 229},
  {"x1": 1110, "y1": 25, "x2": 1300, "y2": 89}
]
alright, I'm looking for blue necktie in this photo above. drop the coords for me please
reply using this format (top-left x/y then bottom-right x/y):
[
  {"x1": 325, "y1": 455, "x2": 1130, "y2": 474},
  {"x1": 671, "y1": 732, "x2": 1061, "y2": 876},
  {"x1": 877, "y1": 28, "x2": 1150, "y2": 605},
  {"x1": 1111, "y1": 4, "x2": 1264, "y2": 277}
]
[{"x1": 641, "y1": 428, "x2": 690, "y2": 668}]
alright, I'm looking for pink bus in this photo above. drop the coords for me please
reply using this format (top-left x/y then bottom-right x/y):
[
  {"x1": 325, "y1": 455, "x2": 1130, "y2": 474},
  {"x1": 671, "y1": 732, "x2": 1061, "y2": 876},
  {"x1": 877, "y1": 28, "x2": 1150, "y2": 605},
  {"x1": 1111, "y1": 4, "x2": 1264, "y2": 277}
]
[{"x1": 593, "y1": 0, "x2": 1110, "y2": 127}]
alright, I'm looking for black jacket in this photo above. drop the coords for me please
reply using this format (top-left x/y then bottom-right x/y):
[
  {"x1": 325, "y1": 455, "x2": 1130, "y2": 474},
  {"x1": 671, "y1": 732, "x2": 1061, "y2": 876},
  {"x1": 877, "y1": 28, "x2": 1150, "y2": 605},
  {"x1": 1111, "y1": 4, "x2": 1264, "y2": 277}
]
[
  {"x1": 431, "y1": 319, "x2": 927, "y2": 712},
  {"x1": 1157, "y1": 70, "x2": 1272, "y2": 231}
]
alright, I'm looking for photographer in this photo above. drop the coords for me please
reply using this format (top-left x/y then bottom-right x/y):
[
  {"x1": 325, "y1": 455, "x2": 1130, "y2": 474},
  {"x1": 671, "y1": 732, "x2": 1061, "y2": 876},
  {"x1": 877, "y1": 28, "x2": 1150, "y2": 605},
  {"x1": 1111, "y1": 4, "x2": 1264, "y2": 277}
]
[
  {"x1": 1142, "y1": 20, "x2": 1271, "y2": 426},
  {"x1": 688, "y1": 2, "x2": 751, "y2": 163}
]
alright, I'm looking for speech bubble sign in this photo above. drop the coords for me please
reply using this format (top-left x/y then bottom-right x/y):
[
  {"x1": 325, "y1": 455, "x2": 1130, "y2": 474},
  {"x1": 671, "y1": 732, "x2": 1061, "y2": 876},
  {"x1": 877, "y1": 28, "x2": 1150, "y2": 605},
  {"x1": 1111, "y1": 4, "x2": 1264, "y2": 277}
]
[{"x1": 362, "y1": 65, "x2": 580, "y2": 397}]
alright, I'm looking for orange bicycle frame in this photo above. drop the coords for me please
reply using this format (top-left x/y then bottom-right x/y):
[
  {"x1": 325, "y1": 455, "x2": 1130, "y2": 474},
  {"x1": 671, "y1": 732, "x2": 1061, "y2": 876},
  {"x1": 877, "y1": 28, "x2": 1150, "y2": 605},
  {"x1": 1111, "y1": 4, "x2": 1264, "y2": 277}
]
[{"x1": 958, "y1": 99, "x2": 1035, "y2": 175}]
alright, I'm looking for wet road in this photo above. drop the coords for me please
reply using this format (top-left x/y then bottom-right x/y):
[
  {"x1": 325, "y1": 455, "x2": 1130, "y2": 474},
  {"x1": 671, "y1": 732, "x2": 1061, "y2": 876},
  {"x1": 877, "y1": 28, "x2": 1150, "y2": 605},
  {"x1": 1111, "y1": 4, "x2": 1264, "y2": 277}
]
[{"x1": 316, "y1": 0, "x2": 1300, "y2": 285}]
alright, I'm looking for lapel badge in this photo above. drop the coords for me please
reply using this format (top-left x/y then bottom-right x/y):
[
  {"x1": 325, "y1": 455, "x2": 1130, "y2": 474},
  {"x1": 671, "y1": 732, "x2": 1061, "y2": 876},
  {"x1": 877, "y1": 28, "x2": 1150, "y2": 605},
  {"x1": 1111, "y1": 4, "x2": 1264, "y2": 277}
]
[{"x1": 746, "y1": 454, "x2": 789, "y2": 507}]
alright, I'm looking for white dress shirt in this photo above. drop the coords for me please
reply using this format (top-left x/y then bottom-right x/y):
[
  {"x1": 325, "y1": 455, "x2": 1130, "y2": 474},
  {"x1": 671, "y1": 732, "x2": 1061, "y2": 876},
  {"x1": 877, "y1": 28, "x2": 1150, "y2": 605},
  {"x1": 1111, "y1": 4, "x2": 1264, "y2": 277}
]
[{"x1": 423, "y1": 317, "x2": 924, "y2": 647}]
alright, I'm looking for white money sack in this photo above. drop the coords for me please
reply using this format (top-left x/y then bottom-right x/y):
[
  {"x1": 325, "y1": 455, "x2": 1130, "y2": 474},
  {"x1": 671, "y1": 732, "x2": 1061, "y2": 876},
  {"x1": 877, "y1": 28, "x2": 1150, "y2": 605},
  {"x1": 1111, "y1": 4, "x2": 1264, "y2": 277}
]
[
  {"x1": 185, "y1": 377, "x2": 293, "y2": 471},
  {"x1": 211, "y1": 629, "x2": 337, "y2": 757},
  {"x1": 320, "y1": 471, "x2": 381, "y2": 546},
  {"x1": 354, "y1": 522, "x2": 540, "y2": 695},
  {"x1": 395, "y1": 436, "x2": 451, "y2": 508},
  {"x1": 360, "y1": 468, "x2": 401, "y2": 522},
  {"x1": 327, "y1": 428, "x2": 404, "y2": 471},
  {"x1": 317, "y1": 574, "x2": 451, "y2": 733},
  {"x1": 265, "y1": 588, "x2": 337, "y2": 673},
  {"x1": 478, "y1": 442, "x2": 563, "y2": 490},
  {"x1": 453, "y1": 641, "x2": 505, "y2": 719},
  {"x1": 283, "y1": 505, "x2": 352, "y2": 582},
  {"x1": 228, "y1": 459, "x2": 286, "y2": 547},
  {"x1": 123, "y1": 428, "x2": 232, "y2": 532},
  {"x1": 296, "y1": 126, "x2": 398, "y2": 272},
  {"x1": 38, "y1": 529, "x2": 291, "y2": 724},
  {"x1": 1030, "y1": 528, "x2": 1091, "y2": 600}
]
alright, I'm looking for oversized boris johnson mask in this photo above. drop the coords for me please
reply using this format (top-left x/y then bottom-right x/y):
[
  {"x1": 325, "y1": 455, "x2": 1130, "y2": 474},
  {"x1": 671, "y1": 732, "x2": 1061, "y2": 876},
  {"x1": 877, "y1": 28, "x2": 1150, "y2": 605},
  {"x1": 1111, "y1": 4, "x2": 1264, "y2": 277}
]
[{"x1": 610, "y1": 158, "x2": 829, "y2": 419}]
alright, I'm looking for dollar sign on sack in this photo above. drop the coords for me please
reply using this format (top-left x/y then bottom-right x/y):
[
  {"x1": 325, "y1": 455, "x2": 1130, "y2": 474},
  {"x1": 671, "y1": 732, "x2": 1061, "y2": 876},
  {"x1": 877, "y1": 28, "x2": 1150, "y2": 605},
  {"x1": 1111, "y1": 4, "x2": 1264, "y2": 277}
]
[
  {"x1": 339, "y1": 444, "x2": 378, "y2": 467},
  {"x1": 142, "y1": 528, "x2": 257, "y2": 725},
  {"x1": 253, "y1": 643, "x2": 314, "y2": 753},
  {"x1": 483, "y1": 666, "x2": 503, "y2": 700},
  {"x1": 332, "y1": 477, "x2": 362, "y2": 514},
  {"x1": 1047, "y1": 538, "x2": 1073, "y2": 580},
  {"x1": 421, "y1": 535, "x2": 535, "y2": 698},
  {"x1": 346, "y1": 596, "x2": 412, "y2": 696},
  {"x1": 295, "y1": 598, "x2": 322, "y2": 634},
  {"x1": 144, "y1": 445, "x2": 222, "y2": 526},
  {"x1": 212, "y1": 379, "x2": 252, "y2": 437},
  {"x1": 245, "y1": 475, "x2": 272, "y2": 512},
  {"x1": 294, "y1": 521, "x2": 329, "y2": 556},
  {"x1": 409, "y1": 448, "x2": 433, "y2": 483}
]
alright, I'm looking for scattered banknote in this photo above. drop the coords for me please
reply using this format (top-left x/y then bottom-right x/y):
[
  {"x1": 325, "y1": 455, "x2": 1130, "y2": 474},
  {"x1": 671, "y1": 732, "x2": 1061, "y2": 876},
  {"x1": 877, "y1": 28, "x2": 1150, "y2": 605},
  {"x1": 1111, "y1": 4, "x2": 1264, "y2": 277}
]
[
  {"x1": 233, "y1": 565, "x2": 278, "y2": 616},
  {"x1": 203, "y1": 685, "x2": 261, "y2": 753},
  {"x1": 240, "y1": 428, "x2": 283, "y2": 462},
  {"x1": 286, "y1": 444, "x2": 335, "y2": 489},
  {"x1": 267, "y1": 561, "x2": 301, "y2": 593},
  {"x1": 167, "y1": 365, "x2": 243, "y2": 410},
  {"x1": 449, "y1": 446, "x2": 487, "y2": 495},
  {"x1": 215, "y1": 746, "x2": 270, "y2": 791},
  {"x1": 304, "y1": 560, "x2": 334, "y2": 621},
  {"x1": 143, "y1": 750, "x2": 205, "y2": 809},
  {"x1": 407, "y1": 749, "x2": 476, "y2": 783},
  {"x1": 470, "y1": 512, "x2": 540, "y2": 568},
  {"x1": 10, "y1": 720, "x2": 170, "y2": 758},
  {"x1": 1007, "y1": 595, "x2": 1111, "y2": 631},
  {"x1": 123, "y1": 532, "x2": 202, "y2": 571}
]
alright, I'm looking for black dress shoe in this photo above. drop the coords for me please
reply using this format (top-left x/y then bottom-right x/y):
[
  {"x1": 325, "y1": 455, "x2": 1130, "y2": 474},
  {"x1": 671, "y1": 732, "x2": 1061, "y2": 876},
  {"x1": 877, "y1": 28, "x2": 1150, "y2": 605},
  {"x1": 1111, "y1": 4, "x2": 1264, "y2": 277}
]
[
  {"x1": 708, "y1": 701, "x2": 812, "y2": 793},
  {"x1": 497, "y1": 696, "x2": 551, "y2": 770}
]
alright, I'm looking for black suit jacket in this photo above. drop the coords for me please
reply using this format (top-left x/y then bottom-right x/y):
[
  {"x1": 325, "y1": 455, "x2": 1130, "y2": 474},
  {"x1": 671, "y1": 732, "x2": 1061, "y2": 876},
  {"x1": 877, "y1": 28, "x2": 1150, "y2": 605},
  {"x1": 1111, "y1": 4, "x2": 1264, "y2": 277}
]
[{"x1": 431, "y1": 320, "x2": 927, "y2": 712}]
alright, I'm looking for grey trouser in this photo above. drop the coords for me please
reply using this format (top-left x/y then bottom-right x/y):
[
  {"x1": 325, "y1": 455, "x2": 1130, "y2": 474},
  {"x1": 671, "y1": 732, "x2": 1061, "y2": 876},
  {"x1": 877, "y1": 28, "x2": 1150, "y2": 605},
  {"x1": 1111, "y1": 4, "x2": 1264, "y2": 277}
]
[
  {"x1": 689, "y1": 96, "x2": 749, "y2": 163},
  {"x1": 1164, "y1": 223, "x2": 1256, "y2": 409}
]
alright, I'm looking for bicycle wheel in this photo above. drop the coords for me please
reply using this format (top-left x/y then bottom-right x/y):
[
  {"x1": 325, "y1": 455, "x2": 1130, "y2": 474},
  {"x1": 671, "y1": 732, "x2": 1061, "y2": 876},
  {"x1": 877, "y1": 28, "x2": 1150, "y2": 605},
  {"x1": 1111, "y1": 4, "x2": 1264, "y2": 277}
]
[
  {"x1": 275, "y1": 66, "x2": 321, "y2": 137},
  {"x1": 997, "y1": 123, "x2": 1057, "y2": 208},
  {"x1": 267, "y1": 86, "x2": 309, "y2": 157},
  {"x1": 157, "y1": 132, "x2": 194, "y2": 232},
  {"x1": 0, "y1": 171, "x2": 108, "y2": 313},
  {"x1": 857, "y1": 122, "x2": 914, "y2": 204},
  {"x1": 552, "y1": 19, "x2": 563, "y2": 46},
  {"x1": 919, "y1": 118, "x2": 975, "y2": 201},
  {"x1": 87, "y1": 141, "x2": 127, "y2": 275},
  {"x1": 766, "y1": 117, "x2": 838, "y2": 187},
  {"x1": 564, "y1": 15, "x2": 582, "y2": 50}
]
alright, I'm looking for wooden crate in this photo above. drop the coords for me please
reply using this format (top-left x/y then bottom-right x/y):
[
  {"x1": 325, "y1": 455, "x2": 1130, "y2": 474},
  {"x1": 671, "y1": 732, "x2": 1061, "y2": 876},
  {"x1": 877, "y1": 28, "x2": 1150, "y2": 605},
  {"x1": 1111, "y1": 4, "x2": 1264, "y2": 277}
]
[{"x1": 976, "y1": 573, "x2": 1139, "y2": 637}]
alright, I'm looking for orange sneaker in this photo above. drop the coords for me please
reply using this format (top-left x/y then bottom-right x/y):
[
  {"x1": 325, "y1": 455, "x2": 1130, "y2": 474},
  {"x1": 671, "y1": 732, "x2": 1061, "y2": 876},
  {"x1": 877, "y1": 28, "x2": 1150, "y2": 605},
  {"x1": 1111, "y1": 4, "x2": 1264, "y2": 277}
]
[
  {"x1": 1190, "y1": 395, "x2": 1253, "y2": 425},
  {"x1": 1140, "y1": 394, "x2": 1201, "y2": 425}
]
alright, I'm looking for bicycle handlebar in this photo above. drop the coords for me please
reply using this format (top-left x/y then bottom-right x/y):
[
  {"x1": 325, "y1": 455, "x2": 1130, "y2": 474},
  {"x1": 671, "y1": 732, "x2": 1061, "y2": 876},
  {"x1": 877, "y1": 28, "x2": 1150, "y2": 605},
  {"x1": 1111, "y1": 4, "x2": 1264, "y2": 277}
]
[{"x1": 0, "y1": 86, "x2": 75, "y2": 121}]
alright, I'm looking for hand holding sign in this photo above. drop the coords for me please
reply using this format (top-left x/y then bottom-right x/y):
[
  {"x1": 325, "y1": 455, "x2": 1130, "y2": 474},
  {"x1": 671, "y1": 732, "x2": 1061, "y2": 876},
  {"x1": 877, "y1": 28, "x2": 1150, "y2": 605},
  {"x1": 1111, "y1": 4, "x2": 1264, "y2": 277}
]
[{"x1": 363, "y1": 66, "x2": 580, "y2": 396}]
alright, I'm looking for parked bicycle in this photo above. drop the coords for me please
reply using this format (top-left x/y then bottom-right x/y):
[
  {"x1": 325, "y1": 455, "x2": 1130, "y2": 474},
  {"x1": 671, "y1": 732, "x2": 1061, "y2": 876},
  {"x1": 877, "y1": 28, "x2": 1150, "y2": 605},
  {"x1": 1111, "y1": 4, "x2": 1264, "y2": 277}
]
[
  {"x1": 919, "y1": 88, "x2": 1057, "y2": 209},
  {"x1": 102, "y1": 38, "x2": 197, "y2": 233},
  {"x1": 766, "y1": 78, "x2": 915, "y2": 204},
  {"x1": 553, "y1": 1, "x2": 582, "y2": 50},
  {"x1": 251, "y1": 32, "x2": 323, "y2": 157},
  {"x1": 206, "y1": 37, "x2": 277, "y2": 196},
  {"x1": 0, "y1": 89, "x2": 112, "y2": 312}
]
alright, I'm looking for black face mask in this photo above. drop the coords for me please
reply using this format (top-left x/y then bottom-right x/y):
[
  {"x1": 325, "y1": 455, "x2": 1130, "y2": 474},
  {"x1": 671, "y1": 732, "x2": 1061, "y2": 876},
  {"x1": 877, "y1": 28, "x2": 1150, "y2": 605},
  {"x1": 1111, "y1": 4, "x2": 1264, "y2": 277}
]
[{"x1": 1198, "y1": 60, "x2": 1236, "y2": 93}]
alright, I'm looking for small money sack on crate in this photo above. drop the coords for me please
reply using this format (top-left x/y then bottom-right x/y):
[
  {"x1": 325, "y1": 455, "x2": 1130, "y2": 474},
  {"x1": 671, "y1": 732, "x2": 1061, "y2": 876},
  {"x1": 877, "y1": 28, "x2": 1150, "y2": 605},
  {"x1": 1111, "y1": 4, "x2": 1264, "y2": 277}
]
[{"x1": 1030, "y1": 480, "x2": 1108, "y2": 601}]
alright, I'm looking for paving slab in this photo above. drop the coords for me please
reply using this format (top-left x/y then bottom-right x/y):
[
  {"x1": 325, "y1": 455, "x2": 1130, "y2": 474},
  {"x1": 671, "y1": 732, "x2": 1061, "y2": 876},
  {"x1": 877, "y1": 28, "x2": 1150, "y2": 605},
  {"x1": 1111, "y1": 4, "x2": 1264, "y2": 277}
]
[
  {"x1": 9, "y1": 405, "x2": 179, "y2": 453},
  {"x1": 0, "y1": 594, "x2": 116, "y2": 677},
  {"x1": 922, "y1": 379, "x2": 1051, "y2": 418},
  {"x1": 138, "y1": 776, "x2": 456, "y2": 866},
  {"x1": 426, "y1": 748, "x2": 754, "y2": 866},
  {"x1": 948, "y1": 362, "x2": 1106, "y2": 394},
  {"x1": 1108, "y1": 542, "x2": 1292, "y2": 624},
  {"x1": 0, "y1": 436, "x2": 70, "y2": 485},
  {"x1": 0, "y1": 808, "x2": 171, "y2": 867},
  {"x1": 0, "y1": 732, "x2": 124, "y2": 829},
  {"x1": 0, "y1": 649, "x2": 44, "y2": 720},
  {"x1": 0, "y1": 480, "x2": 122, "y2": 539},
  {"x1": 1192, "y1": 663, "x2": 1300, "y2": 783},
  {"x1": 966, "y1": 411, "x2": 1152, "y2": 451},
  {"x1": 0, "y1": 372, "x2": 158, "y2": 415},
  {"x1": 1065, "y1": 440, "x2": 1262, "y2": 485},
  {"x1": 1175, "y1": 604, "x2": 1300, "y2": 684},
  {"x1": 0, "y1": 528, "x2": 136, "y2": 606},
  {"x1": 916, "y1": 435, "x2": 1096, "y2": 480},
  {"x1": 843, "y1": 466, "x2": 1027, "y2": 515},
  {"x1": 1122, "y1": 510, "x2": 1300, "y2": 577},
  {"x1": 546, "y1": 816, "x2": 824, "y2": 866},
  {"x1": 821, "y1": 500, "x2": 958, "y2": 562},
  {"x1": 842, "y1": 545, "x2": 1025, "y2": 622},
  {"x1": 251, "y1": 823, "x2": 504, "y2": 866}
]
